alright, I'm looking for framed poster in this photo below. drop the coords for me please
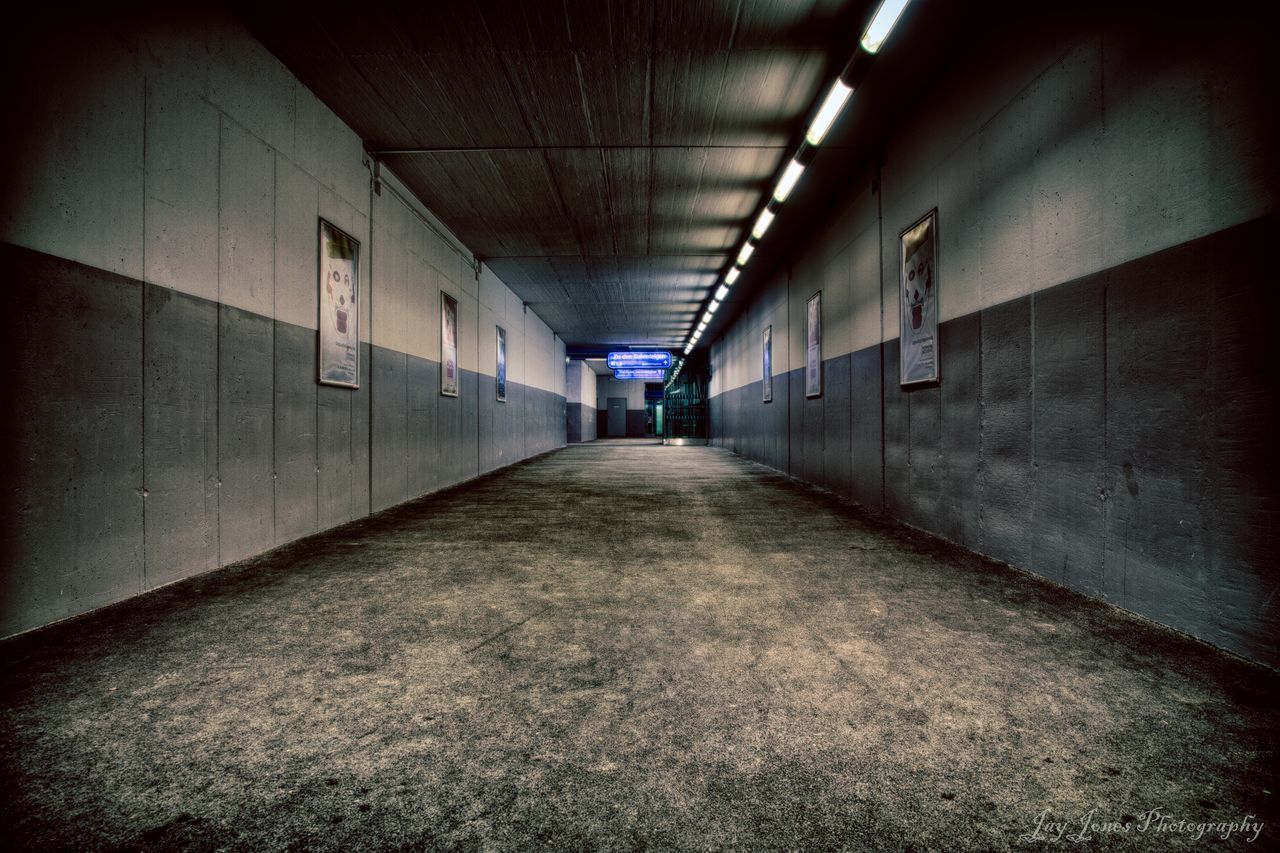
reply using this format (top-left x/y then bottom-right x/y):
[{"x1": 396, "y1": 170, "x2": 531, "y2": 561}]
[
  {"x1": 318, "y1": 219, "x2": 360, "y2": 388},
  {"x1": 495, "y1": 325, "x2": 507, "y2": 402},
  {"x1": 440, "y1": 291, "x2": 459, "y2": 397},
  {"x1": 900, "y1": 208, "x2": 939, "y2": 385},
  {"x1": 762, "y1": 325, "x2": 773, "y2": 403},
  {"x1": 805, "y1": 291, "x2": 822, "y2": 398}
]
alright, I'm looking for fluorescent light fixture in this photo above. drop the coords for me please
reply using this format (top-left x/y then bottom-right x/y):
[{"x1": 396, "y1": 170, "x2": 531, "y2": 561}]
[
  {"x1": 708, "y1": 300, "x2": 721, "y2": 314},
  {"x1": 725, "y1": 267, "x2": 741, "y2": 285},
  {"x1": 861, "y1": 0, "x2": 912, "y2": 54},
  {"x1": 697, "y1": 322, "x2": 707, "y2": 332},
  {"x1": 684, "y1": 345, "x2": 693, "y2": 354},
  {"x1": 773, "y1": 159, "x2": 805, "y2": 203},
  {"x1": 737, "y1": 243, "x2": 755, "y2": 265},
  {"x1": 752, "y1": 208, "x2": 775, "y2": 240},
  {"x1": 805, "y1": 79, "x2": 853, "y2": 146},
  {"x1": 715, "y1": 285, "x2": 730, "y2": 302}
]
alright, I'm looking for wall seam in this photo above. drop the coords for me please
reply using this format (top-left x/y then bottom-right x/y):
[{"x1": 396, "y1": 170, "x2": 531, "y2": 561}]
[
  {"x1": 271, "y1": 149, "x2": 279, "y2": 546},
  {"x1": 313, "y1": 186, "x2": 320, "y2": 535},
  {"x1": 366, "y1": 174, "x2": 375, "y2": 517},
  {"x1": 215, "y1": 114, "x2": 224, "y2": 569},
  {"x1": 1099, "y1": 32, "x2": 1110, "y2": 603},
  {"x1": 786, "y1": 267, "x2": 793, "y2": 475},
  {"x1": 1101, "y1": 264, "x2": 1110, "y2": 597},
  {"x1": 140, "y1": 76, "x2": 149, "y2": 592},
  {"x1": 876, "y1": 168, "x2": 887, "y2": 509},
  {"x1": 1029, "y1": 279, "x2": 1038, "y2": 579}
]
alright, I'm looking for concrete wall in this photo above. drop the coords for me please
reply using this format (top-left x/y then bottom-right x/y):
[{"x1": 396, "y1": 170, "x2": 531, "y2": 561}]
[
  {"x1": 565, "y1": 360, "x2": 597, "y2": 443},
  {"x1": 0, "y1": 11, "x2": 565, "y2": 638},
  {"x1": 596, "y1": 377, "x2": 648, "y2": 438},
  {"x1": 709, "y1": 17, "x2": 1279, "y2": 665}
]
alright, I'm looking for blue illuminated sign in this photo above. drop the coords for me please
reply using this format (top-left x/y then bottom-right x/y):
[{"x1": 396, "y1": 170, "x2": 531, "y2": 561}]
[
  {"x1": 613, "y1": 368, "x2": 667, "y2": 381},
  {"x1": 607, "y1": 351, "x2": 672, "y2": 369}
]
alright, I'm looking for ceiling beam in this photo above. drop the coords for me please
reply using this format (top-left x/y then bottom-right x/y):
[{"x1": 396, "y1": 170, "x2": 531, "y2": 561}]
[{"x1": 368, "y1": 145, "x2": 791, "y2": 154}]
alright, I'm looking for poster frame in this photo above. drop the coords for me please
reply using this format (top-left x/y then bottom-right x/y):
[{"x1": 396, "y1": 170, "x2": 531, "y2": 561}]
[
  {"x1": 440, "y1": 291, "x2": 459, "y2": 397},
  {"x1": 495, "y1": 324, "x2": 507, "y2": 402},
  {"x1": 805, "y1": 291, "x2": 822, "y2": 398},
  {"x1": 763, "y1": 324, "x2": 773, "y2": 403},
  {"x1": 317, "y1": 218, "x2": 360, "y2": 388},
  {"x1": 899, "y1": 208, "x2": 940, "y2": 386}
]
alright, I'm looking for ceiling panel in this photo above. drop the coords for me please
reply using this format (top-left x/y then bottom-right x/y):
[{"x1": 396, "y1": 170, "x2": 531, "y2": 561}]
[
  {"x1": 544, "y1": 149, "x2": 613, "y2": 254},
  {"x1": 498, "y1": 51, "x2": 594, "y2": 146},
  {"x1": 240, "y1": 0, "x2": 867, "y2": 348},
  {"x1": 410, "y1": 52, "x2": 535, "y2": 148},
  {"x1": 603, "y1": 149, "x2": 650, "y2": 215},
  {"x1": 573, "y1": 52, "x2": 652, "y2": 146},
  {"x1": 562, "y1": 0, "x2": 655, "y2": 53}
]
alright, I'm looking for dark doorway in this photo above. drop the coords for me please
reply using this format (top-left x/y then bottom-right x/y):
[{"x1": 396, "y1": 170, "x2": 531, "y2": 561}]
[{"x1": 606, "y1": 397, "x2": 627, "y2": 437}]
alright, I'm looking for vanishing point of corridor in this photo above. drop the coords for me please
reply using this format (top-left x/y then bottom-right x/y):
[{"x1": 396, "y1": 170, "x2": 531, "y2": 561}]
[{"x1": 2, "y1": 442, "x2": 1276, "y2": 851}]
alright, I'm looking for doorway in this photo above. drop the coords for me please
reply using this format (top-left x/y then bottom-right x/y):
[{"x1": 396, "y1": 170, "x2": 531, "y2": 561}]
[
  {"x1": 644, "y1": 400, "x2": 664, "y2": 437},
  {"x1": 606, "y1": 397, "x2": 627, "y2": 437}
]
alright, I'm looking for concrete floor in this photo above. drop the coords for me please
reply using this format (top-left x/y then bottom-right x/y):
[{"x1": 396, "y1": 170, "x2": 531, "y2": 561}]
[{"x1": 1, "y1": 441, "x2": 1276, "y2": 851}]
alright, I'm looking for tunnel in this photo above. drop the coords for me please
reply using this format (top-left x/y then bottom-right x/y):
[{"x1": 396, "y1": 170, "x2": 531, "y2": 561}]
[{"x1": 1, "y1": 0, "x2": 1277, "y2": 849}]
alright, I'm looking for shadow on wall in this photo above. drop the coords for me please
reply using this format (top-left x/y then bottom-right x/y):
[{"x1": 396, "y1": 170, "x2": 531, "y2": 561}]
[
  {"x1": 0, "y1": 241, "x2": 569, "y2": 639},
  {"x1": 712, "y1": 215, "x2": 1280, "y2": 666}
]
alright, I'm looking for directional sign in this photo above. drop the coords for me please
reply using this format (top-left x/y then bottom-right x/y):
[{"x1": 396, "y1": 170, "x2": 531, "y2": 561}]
[
  {"x1": 613, "y1": 368, "x2": 667, "y2": 381},
  {"x1": 607, "y1": 351, "x2": 672, "y2": 370}
]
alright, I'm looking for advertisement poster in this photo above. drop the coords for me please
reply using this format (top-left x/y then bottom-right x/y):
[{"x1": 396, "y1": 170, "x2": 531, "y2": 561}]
[
  {"x1": 495, "y1": 325, "x2": 507, "y2": 402},
  {"x1": 762, "y1": 325, "x2": 773, "y2": 403},
  {"x1": 900, "y1": 209, "x2": 939, "y2": 385},
  {"x1": 318, "y1": 219, "x2": 359, "y2": 387},
  {"x1": 441, "y1": 291, "x2": 459, "y2": 397},
  {"x1": 805, "y1": 292, "x2": 822, "y2": 398}
]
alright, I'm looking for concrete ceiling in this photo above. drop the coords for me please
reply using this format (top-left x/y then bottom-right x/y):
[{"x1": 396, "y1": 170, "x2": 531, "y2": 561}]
[{"x1": 240, "y1": 0, "x2": 880, "y2": 349}]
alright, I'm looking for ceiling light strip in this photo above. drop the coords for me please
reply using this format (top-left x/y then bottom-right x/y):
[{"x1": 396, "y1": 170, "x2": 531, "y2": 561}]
[{"x1": 685, "y1": 0, "x2": 915, "y2": 352}]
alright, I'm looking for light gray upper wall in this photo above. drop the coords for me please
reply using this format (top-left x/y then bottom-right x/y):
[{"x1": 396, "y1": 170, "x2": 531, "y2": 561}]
[
  {"x1": 596, "y1": 378, "x2": 646, "y2": 410},
  {"x1": 0, "y1": 10, "x2": 565, "y2": 392},
  {"x1": 1, "y1": 10, "x2": 571, "y2": 640},
  {"x1": 880, "y1": 19, "x2": 1274, "y2": 332},
  {"x1": 712, "y1": 18, "x2": 1276, "y2": 394},
  {"x1": 3, "y1": 14, "x2": 370, "y2": 333},
  {"x1": 565, "y1": 360, "x2": 595, "y2": 406},
  {"x1": 711, "y1": 269, "x2": 790, "y2": 399}
]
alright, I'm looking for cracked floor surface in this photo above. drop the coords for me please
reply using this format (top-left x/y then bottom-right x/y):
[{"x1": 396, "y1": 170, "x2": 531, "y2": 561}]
[{"x1": 2, "y1": 440, "x2": 1277, "y2": 850}]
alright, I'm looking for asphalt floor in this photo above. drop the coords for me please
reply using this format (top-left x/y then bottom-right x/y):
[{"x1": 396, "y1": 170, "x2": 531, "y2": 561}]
[{"x1": 2, "y1": 440, "x2": 1276, "y2": 850}]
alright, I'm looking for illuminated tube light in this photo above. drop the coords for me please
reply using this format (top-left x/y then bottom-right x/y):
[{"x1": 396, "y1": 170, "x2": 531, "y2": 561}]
[
  {"x1": 861, "y1": 0, "x2": 913, "y2": 54},
  {"x1": 805, "y1": 79, "x2": 853, "y2": 146},
  {"x1": 708, "y1": 299, "x2": 721, "y2": 314},
  {"x1": 752, "y1": 208, "x2": 775, "y2": 240},
  {"x1": 715, "y1": 284, "x2": 730, "y2": 302},
  {"x1": 725, "y1": 267, "x2": 741, "y2": 285},
  {"x1": 773, "y1": 158, "x2": 805, "y2": 203},
  {"x1": 737, "y1": 242, "x2": 755, "y2": 265}
]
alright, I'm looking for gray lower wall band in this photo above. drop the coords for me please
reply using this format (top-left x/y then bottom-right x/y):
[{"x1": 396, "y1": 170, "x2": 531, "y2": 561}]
[
  {"x1": 709, "y1": 215, "x2": 1280, "y2": 666},
  {"x1": 0, "y1": 241, "x2": 566, "y2": 638}
]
